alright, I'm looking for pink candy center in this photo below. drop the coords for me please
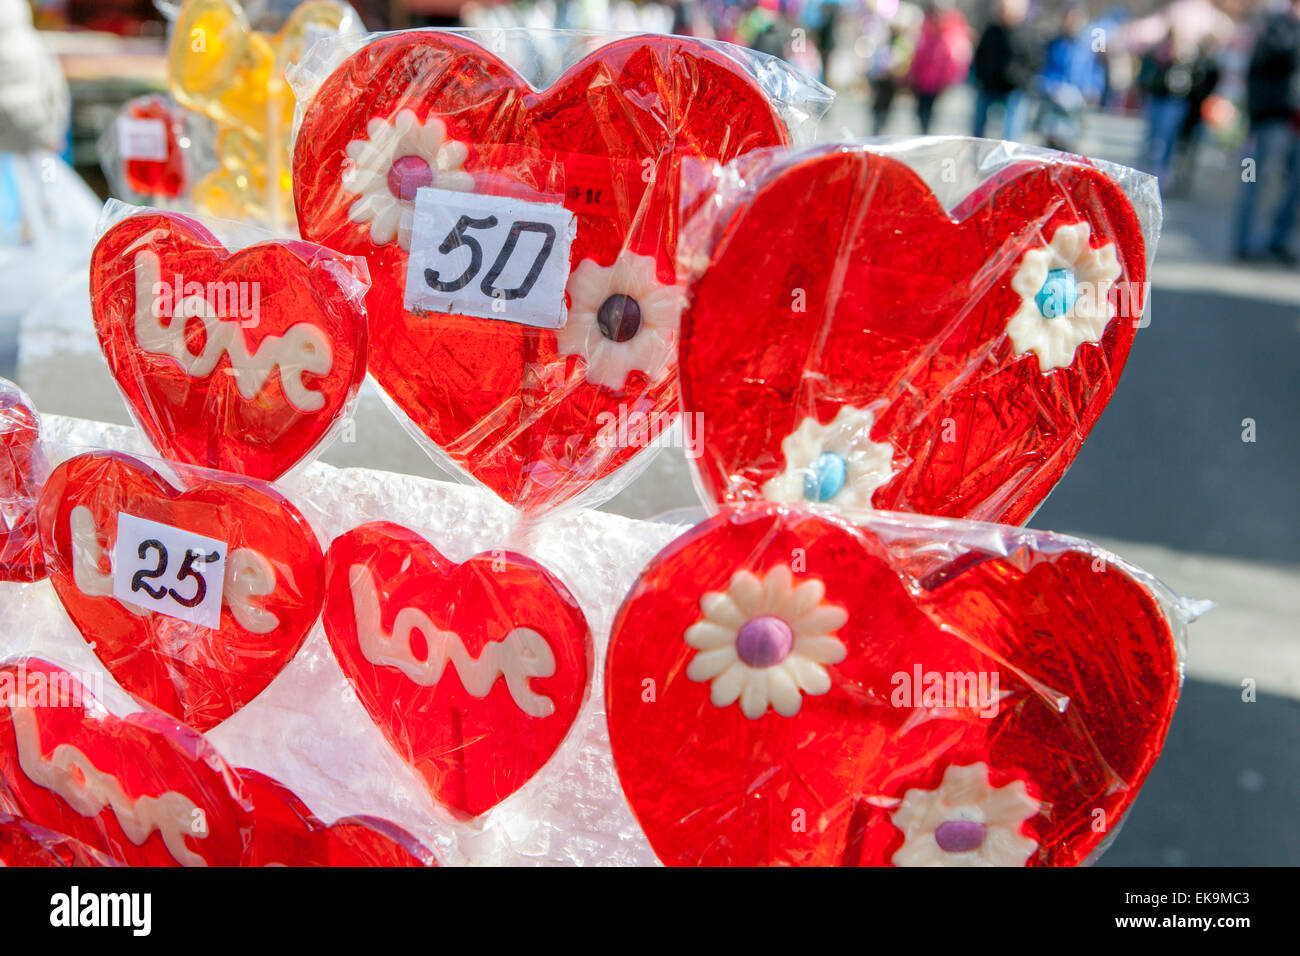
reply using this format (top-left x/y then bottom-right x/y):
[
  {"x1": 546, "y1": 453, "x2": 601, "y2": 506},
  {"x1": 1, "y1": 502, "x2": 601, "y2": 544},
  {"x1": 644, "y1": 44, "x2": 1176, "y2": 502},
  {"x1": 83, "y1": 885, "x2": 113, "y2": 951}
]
[
  {"x1": 934, "y1": 820, "x2": 987, "y2": 853},
  {"x1": 735, "y1": 615, "x2": 794, "y2": 668},
  {"x1": 387, "y1": 155, "x2": 434, "y2": 201}
]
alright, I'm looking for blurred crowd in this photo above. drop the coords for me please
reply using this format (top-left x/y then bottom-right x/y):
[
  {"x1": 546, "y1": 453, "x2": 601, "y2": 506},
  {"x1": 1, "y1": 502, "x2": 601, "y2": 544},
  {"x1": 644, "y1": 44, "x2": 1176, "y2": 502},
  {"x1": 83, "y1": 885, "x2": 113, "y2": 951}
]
[{"x1": 1, "y1": 0, "x2": 1298, "y2": 262}]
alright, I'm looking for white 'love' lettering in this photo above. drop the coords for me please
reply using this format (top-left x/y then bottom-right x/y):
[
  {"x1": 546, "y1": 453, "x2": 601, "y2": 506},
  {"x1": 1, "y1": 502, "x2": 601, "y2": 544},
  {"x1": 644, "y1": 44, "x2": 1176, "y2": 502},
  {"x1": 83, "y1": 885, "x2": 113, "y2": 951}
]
[
  {"x1": 132, "y1": 249, "x2": 333, "y2": 413},
  {"x1": 348, "y1": 564, "x2": 556, "y2": 718},
  {"x1": 8, "y1": 703, "x2": 207, "y2": 866}
]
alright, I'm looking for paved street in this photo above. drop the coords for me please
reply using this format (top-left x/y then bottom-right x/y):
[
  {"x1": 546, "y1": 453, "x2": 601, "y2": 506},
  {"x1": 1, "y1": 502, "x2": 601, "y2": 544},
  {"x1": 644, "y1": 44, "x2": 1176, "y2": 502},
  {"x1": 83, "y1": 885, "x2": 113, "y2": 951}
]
[{"x1": 7, "y1": 81, "x2": 1297, "y2": 865}]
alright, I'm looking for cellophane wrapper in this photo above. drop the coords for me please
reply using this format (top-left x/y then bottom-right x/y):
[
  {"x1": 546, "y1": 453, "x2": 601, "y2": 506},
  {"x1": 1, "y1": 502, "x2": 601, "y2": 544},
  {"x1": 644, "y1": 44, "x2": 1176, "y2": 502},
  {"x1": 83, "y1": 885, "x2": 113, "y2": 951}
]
[
  {"x1": 287, "y1": 27, "x2": 833, "y2": 519},
  {"x1": 160, "y1": 0, "x2": 365, "y2": 231},
  {"x1": 96, "y1": 93, "x2": 196, "y2": 207},
  {"x1": 675, "y1": 138, "x2": 1163, "y2": 527},
  {"x1": 0, "y1": 413, "x2": 1202, "y2": 866},
  {"x1": 89, "y1": 199, "x2": 371, "y2": 484},
  {"x1": 0, "y1": 377, "x2": 48, "y2": 583}
]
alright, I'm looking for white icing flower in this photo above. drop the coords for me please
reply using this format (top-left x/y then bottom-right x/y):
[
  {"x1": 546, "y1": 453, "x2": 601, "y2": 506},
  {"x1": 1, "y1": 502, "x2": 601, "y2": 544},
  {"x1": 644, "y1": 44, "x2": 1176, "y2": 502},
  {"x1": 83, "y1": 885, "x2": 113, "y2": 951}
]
[
  {"x1": 559, "y1": 251, "x2": 684, "y2": 390},
  {"x1": 684, "y1": 565, "x2": 848, "y2": 720},
  {"x1": 761, "y1": 405, "x2": 895, "y2": 511},
  {"x1": 1006, "y1": 221, "x2": 1122, "y2": 373},
  {"x1": 340, "y1": 109, "x2": 474, "y2": 251},
  {"x1": 891, "y1": 763, "x2": 1040, "y2": 867}
]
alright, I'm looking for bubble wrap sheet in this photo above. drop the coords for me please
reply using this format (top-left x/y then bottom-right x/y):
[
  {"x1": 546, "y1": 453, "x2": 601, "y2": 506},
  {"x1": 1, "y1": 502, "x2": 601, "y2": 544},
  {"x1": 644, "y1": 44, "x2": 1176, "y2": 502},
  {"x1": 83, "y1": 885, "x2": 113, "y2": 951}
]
[{"x1": 0, "y1": 413, "x2": 684, "y2": 866}]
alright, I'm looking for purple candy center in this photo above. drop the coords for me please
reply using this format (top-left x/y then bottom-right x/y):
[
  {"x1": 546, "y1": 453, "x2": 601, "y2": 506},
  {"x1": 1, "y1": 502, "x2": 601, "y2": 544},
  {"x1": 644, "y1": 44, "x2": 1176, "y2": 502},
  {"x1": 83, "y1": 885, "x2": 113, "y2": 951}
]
[
  {"x1": 735, "y1": 615, "x2": 794, "y2": 668},
  {"x1": 934, "y1": 820, "x2": 987, "y2": 853},
  {"x1": 388, "y1": 155, "x2": 434, "y2": 200}
]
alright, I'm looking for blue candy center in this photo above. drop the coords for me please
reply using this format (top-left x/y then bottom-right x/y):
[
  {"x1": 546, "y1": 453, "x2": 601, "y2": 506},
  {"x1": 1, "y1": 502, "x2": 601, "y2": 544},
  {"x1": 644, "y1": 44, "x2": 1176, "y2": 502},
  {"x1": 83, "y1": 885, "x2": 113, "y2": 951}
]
[
  {"x1": 803, "y1": 451, "x2": 847, "y2": 502},
  {"x1": 1035, "y1": 268, "x2": 1078, "y2": 319}
]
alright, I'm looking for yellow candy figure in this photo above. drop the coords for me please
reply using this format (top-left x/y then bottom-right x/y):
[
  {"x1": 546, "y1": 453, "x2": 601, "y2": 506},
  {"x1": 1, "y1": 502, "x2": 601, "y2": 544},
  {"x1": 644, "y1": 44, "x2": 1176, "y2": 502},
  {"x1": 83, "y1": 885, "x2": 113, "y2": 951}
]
[{"x1": 167, "y1": 0, "x2": 359, "y2": 230}]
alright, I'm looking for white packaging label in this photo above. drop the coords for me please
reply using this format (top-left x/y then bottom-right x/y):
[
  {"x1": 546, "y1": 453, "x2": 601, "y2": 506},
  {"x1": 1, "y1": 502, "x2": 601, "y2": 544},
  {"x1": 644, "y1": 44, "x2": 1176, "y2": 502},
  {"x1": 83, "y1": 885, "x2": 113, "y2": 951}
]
[
  {"x1": 115, "y1": 117, "x2": 168, "y2": 162},
  {"x1": 112, "y1": 513, "x2": 228, "y2": 629},
  {"x1": 403, "y1": 186, "x2": 576, "y2": 330}
]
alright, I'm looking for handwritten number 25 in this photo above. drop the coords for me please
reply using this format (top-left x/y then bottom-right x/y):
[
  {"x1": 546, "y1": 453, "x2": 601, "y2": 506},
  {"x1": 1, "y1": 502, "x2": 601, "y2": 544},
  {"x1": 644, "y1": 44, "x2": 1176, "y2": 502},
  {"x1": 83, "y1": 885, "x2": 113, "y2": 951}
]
[
  {"x1": 131, "y1": 540, "x2": 220, "y2": 608},
  {"x1": 424, "y1": 214, "x2": 556, "y2": 301}
]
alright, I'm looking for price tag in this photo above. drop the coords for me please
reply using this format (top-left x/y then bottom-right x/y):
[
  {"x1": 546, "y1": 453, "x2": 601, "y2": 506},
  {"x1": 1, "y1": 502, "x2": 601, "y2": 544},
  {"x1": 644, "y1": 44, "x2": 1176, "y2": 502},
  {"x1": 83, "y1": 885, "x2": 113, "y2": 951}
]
[
  {"x1": 112, "y1": 513, "x2": 228, "y2": 629},
  {"x1": 403, "y1": 187, "x2": 576, "y2": 330},
  {"x1": 115, "y1": 117, "x2": 168, "y2": 162}
]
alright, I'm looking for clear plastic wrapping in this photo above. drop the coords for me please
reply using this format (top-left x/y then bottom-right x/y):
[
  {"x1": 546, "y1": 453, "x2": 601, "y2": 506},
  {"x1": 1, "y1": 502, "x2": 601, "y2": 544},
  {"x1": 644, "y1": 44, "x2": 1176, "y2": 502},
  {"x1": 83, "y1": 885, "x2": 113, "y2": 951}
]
[
  {"x1": 0, "y1": 413, "x2": 1201, "y2": 866},
  {"x1": 676, "y1": 138, "x2": 1162, "y2": 526},
  {"x1": 607, "y1": 502, "x2": 1198, "y2": 867},
  {"x1": 163, "y1": 0, "x2": 364, "y2": 230},
  {"x1": 35, "y1": 446, "x2": 327, "y2": 734},
  {"x1": 288, "y1": 27, "x2": 832, "y2": 516},
  {"x1": 0, "y1": 378, "x2": 48, "y2": 583},
  {"x1": 95, "y1": 94, "x2": 194, "y2": 206},
  {"x1": 89, "y1": 200, "x2": 370, "y2": 483}
]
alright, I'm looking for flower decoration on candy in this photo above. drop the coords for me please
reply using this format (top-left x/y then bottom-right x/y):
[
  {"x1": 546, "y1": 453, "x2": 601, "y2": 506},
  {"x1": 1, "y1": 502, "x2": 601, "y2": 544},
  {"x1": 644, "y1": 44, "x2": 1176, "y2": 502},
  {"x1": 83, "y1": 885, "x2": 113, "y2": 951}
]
[
  {"x1": 294, "y1": 30, "x2": 790, "y2": 512},
  {"x1": 90, "y1": 210, "x2": 368, "y2": 483},
  {"x1": 238, "y1": 769, "x2": 437, "y2": 866},
  {"x1": 1007, "y1": 221, "x2": 1123, "y2": 372},
  {"x1": 321, "y1": 522, "x2": 592, "y2": 818},
  {"x1": 36, "y1": 452, "x2": 325, "y2": 732},
  {"x1": 680, "y1": 146, "x2": 1149, "y2": 526},
  {"x1": 342, "y1": 110, "x2": 474, "y2": 251},
  {"x1": 0, "y1": 659, "x2": 252, "y2": 867},
  {"x1": 167, "y1": 0, "x2": 360, "y2": 229},
  {"x1": 890, "y1": 763, "x2": 1040, "y2": 867},
  {"x1": 560, "y1": 251, "x2": 686, "y2": 390},
  {"x1": 606, "y1": 504, "x2": 1181, "y2": 866},
  {"x1": 685, "y1": 565, "x2": 847, "y2": 719},
  {"x1": 0, "y1": 379, "x2": 48, "y2": 583}
]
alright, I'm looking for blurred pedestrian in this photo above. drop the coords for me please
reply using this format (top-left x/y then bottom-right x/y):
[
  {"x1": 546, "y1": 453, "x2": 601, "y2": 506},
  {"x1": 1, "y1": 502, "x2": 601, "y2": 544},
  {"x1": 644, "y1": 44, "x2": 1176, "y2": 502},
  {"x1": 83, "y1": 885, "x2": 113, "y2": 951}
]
[
  {"x1": 1035, "y1": 5, "x2": 1098, "y2": 152},
  {"x1": 1137, "y1": 26, "x2": 1194, "y2": 186},
  {"x1": 972, "y1": 0, "x2": 1037, "y2": 141},
  {"x1": 0, "y1": 0, "x2": 69, "y2": 154},
  {"x1": 908, "y1": 2, "x2": 972, "y2": 134},
  {"x1": 1171, "y1": 39, "x2": 1221, "y2": 196},
  {"x1": 1233, "y1": 0, "x2": 1300, "y2": 264},
  {"x1": 868, "y1": 22, "x2": 912, "y2": 134}
]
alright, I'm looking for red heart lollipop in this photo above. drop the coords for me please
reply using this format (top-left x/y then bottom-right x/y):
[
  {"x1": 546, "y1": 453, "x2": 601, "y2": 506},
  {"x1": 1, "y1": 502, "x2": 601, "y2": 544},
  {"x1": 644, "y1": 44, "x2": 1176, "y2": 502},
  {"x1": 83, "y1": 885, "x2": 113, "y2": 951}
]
[
  {"x1": 238, "y1": 768, "x2": 437, "y2": 866},
  {"x1": 0, "y1": 380, "x2": 48, "y2": 582},
  {"x1": 90, "y1": 210, "x2": 368, "y2": 482},
  {"x1": 680, "y1": 148, "x2": 1148, "y2": 525},
  {"x1": 118, "y1": 95, "x2": 187, "y2": 200},
  {"x1": 607, "y1": 505, "x2": 1180, "y2": 866},
  {"x1": 36, "y1": 451, "x2": 324, "y2": 732},
  {"x1": 295, "y1": 32, "x2": 789, "y2": 512},
  {"x1": 322, "y1": 522, "x2": 592, "y2": 817},
  {"x1": 0, "y1": 659, "x2": 251, "y2": 866},
  {"x1": 0, "y1": 813, "x2": 122, "y2": 866}
]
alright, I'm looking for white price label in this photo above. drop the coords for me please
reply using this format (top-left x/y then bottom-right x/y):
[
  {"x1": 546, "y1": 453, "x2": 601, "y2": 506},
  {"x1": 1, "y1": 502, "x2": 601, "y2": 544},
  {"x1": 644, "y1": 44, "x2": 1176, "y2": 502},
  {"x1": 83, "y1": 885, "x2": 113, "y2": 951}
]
[
  {"x1": 403, "y1": 187, "x2": 576, "y2": 330},
  {"x1": 112, "y1": 513, "x2": 228, "y2": 629},
  {"x1": 115, "y1": 117, "x2": 168, "y2": 162}
]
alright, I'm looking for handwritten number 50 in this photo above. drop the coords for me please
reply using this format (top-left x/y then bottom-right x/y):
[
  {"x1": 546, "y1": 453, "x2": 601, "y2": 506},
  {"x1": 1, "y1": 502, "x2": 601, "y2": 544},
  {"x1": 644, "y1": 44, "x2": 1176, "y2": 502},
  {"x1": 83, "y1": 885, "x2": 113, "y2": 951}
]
[{"x1": 424, "y1": 214, "x2": 556, "y2": 301}]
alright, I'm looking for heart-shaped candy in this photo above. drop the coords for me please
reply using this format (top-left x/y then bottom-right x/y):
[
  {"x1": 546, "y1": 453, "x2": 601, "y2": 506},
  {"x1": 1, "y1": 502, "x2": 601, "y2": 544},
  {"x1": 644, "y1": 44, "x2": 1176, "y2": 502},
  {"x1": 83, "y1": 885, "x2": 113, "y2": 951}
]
[
  {"x1": 0, "y1": 813, "x2": 122, "y2": 866},
  {"x1": 36, "y1": 451, "x2": 324, "y2": 732},
  {"x1": 322, "y1": 522, "x2": 592, "y2": 817},
  {"x1": 0, "y1": 380, "x2": 48, "y2": 582},
  {"x1": 295, "y1": 31, "x2": 789, "y2": 511},
  {"x1": 239, "y1": 768, "x2": 437, "y2": 866},
  {"x1": 90, "y1": 210, "x2": 368, "y2": 482},
  {"x1": 607, "y1": 505, "x2": 1180, "y2": 866},
  {"x1": 680, "y1": 147, "x2": 1148, "y2": 525},
  {"x1": 0, "y1": 659, "x2": 251, "y2": 866}
]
